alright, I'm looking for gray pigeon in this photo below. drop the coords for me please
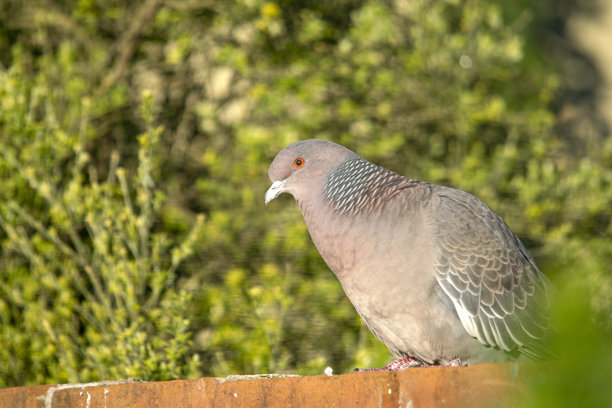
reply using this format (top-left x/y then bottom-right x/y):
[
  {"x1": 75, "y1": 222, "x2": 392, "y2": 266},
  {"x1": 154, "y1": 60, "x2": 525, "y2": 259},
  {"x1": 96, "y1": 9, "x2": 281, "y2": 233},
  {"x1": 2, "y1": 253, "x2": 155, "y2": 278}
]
[{"x1": 265, "y1": 139, "x2": 555, "y2": 369}]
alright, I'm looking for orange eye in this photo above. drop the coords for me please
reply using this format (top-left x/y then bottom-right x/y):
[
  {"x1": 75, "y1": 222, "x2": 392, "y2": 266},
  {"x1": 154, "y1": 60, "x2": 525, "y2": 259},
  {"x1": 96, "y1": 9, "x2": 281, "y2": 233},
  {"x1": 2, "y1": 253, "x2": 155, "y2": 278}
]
[{"x1": 294, "y1": 158, "x2": 305, "y2": 168}]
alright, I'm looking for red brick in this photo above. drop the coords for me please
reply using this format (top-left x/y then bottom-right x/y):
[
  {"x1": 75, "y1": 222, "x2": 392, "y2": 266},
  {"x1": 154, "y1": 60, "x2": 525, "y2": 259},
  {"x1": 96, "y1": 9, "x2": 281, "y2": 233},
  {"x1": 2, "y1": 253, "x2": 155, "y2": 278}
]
[{"x1": 0, "y1": 363, "x2": 542, "y2": 408}]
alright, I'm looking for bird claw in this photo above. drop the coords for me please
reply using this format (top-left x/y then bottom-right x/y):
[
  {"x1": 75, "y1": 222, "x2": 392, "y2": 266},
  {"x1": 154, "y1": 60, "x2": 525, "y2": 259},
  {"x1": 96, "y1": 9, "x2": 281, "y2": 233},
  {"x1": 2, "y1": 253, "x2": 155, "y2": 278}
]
[
  {"x1": 414, "y1": 358, "x2": 465, "y2": 368},
  {"x1": 349, "y1": 357, "x2": 424, "y2": 373},
  {"x1": 349, "y1": 357, "x2": 464, "y2": 373},
  {"x1": 443, "y1": 358, "x2": 463, "y2": 367}
]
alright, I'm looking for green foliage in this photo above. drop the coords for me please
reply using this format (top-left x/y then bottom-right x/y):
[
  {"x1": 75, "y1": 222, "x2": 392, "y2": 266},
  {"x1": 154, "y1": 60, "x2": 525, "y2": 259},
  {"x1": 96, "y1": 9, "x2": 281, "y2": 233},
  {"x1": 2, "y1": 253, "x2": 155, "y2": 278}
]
[
  {"x1": 524, "y1": 280, "x2": 612, "y2": 408},
  {"x1": 0, "y1": 53, "x2": 202, "y2": 385},
  {"x1": 0, "y1": 2, "x2": 610, "y2": 403}
]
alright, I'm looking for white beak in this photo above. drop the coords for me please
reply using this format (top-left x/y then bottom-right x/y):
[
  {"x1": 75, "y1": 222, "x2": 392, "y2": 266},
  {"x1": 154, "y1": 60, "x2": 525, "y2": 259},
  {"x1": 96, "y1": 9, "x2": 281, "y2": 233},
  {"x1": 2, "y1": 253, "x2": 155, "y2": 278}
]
[{"x1": 264, "y1": 180, "x2": 287, "y2": 205}]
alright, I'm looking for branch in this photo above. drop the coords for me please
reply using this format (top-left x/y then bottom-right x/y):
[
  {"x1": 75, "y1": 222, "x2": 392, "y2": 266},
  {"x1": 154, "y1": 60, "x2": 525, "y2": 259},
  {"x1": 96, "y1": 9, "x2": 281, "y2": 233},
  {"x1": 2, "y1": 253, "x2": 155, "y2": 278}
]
[{"x1": 97, "y1": 0, "x2": 165, "y2": 94}]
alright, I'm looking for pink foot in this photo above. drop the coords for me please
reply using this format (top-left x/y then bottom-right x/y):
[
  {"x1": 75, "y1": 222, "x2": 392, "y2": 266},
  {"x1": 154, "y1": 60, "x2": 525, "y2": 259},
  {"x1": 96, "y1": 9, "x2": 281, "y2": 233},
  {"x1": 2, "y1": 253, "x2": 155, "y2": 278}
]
[
  {"x1": 443, "y1": 358, "x2": 463, "y2": 367},
  {"x1": 419, "y1": 358, "x2": 464, "y2": 368},
  {"x1": 349, "y1": 357, "x2": 424, "y2": 373},
  {"x1": 349, "y1": 357, "x2": 464, "y2": 373}
]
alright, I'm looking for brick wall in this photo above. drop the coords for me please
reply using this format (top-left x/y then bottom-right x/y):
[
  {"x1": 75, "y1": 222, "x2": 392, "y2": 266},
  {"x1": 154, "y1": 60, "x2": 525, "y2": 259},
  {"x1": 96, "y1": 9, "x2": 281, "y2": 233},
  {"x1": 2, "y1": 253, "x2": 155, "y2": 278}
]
[{"x1": 1, "y1": 362, "x2": 543, "y2": 408}]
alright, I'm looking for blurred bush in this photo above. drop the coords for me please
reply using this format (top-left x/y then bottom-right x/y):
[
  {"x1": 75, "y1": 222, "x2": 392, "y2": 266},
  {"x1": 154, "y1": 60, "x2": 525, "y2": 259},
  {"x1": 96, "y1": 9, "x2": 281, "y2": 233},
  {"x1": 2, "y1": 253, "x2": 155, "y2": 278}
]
[
  {"x1": 0, "y1": 52, "x2": 202, "y2": 384},
  {"x1": 0, "y1": 0, "x2": 610, "y2": 401}
]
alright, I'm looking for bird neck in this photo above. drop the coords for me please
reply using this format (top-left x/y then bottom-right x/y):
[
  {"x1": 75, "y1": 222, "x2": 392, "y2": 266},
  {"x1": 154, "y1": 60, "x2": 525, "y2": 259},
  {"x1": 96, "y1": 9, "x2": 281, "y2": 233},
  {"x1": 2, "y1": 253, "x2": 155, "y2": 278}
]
[
  {"x1": 322, "y1": 157, "x2": 419, "y2": 216},
  {"x1": 296, "y1": 156, "x2": 425, "y2": 279}
]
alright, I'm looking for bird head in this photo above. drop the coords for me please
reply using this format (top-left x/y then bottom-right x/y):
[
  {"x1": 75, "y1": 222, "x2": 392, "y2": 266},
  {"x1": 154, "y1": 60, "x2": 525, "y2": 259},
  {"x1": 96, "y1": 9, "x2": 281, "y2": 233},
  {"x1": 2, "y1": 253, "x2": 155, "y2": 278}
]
[{"x1": 265, "y1": 139, "x2": 355, "y2": 205}]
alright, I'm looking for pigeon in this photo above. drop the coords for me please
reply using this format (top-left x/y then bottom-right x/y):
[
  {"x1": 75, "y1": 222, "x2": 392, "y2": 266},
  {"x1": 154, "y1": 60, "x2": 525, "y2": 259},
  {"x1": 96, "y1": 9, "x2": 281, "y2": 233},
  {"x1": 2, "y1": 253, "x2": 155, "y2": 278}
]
[{"x1": 265, "y1": 139, "x2": 555, "y2": 369}]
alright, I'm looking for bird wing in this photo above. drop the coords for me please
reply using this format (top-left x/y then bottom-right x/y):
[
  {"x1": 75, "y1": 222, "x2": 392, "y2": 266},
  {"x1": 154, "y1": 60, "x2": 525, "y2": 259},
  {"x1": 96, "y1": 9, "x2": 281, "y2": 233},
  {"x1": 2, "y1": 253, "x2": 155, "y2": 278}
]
[{"x1": 431, "y1": 187, "x2": 555, "y2": 360}]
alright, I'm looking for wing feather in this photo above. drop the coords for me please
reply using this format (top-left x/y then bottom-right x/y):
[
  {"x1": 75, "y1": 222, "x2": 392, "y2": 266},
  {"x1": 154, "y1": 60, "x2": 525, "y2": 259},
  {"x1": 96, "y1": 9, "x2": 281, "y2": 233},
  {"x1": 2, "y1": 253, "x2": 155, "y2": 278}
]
[{"x1": 432, "y1": 186, "x2": 555, "y2": 359}]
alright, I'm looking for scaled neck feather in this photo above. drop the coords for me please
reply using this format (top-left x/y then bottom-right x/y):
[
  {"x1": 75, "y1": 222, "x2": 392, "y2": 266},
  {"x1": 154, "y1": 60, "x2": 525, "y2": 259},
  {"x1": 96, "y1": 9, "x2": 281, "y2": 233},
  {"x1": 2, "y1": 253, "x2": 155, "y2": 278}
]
[{"x1": 322, "y1": 157, "x2": 419, "y2": 215}]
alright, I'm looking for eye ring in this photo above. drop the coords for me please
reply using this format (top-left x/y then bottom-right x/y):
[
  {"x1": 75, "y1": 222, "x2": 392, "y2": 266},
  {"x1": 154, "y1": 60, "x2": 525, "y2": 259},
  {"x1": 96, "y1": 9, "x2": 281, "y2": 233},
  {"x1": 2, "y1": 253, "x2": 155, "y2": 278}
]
[{"x1": 294, "y1": 158, "x2": 305, "y2": 169}]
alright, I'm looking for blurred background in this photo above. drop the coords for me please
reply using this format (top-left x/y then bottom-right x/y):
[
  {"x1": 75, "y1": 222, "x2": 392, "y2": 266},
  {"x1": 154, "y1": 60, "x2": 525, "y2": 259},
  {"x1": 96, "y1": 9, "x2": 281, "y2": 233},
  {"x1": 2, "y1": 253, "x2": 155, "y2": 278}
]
[{"x1": 0, "y1": 0, "x2": 610, "y2": 404}]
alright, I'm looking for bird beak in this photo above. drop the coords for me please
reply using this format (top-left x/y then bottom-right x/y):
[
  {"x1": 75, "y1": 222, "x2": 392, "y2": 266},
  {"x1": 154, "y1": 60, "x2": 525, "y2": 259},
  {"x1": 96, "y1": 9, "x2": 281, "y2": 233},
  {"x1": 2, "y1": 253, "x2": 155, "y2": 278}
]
[{"x1": 265, "y1": 180, "x2": 286, "y2": 205}]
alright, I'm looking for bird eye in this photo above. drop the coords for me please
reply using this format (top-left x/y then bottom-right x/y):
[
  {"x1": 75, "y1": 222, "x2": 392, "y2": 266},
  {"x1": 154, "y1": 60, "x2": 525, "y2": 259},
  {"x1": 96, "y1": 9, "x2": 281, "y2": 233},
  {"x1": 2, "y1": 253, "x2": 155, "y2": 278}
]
[{"x1": 294, "y1": 158, "x2": 305, "y2": 168}]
